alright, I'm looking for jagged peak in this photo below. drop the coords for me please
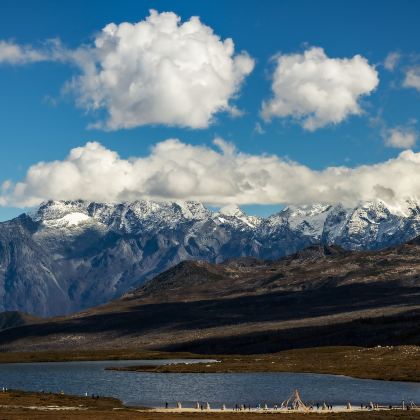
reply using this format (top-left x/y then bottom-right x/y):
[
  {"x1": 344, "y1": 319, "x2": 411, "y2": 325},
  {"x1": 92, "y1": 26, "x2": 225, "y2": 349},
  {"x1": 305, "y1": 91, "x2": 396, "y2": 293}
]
[
  {"x1": 172, "y1": 200, "x2": 210, "y2": 219},
  {"x1": 218, "y1": 204, "x2": 245, "y2": 217},
  {"x1": 215, "y1": 204, "x2": 261, "y2": 228}
]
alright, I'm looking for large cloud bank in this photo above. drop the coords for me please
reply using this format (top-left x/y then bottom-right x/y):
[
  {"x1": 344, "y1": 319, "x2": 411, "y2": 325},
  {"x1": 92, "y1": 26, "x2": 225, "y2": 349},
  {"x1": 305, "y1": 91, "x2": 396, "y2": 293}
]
[
  {"x1": 3, "y1": 139, "x2": 420, "y2": 208},
  {"x1": 261, "y1": 47, "x2": 379, "y2": 130}
]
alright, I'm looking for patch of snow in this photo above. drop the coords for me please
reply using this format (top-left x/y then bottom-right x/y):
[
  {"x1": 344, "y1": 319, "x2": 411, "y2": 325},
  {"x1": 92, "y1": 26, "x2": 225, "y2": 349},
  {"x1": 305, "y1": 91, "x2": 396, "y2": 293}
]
[
  {"x1": 43, "y1": 212, "x2": 92, "y2": 228},
  {"x1": 61, "y1": 213, "x2": 91, "y2": 226}
]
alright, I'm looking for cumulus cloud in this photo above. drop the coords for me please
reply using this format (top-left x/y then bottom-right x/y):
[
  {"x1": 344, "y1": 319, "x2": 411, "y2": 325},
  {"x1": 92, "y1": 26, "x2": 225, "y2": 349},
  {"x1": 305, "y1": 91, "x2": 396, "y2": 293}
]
[
  {"x1": 64, "y1": 10, "x2": 254, "y2": 129},
  {"x1": 0, "y1": 11, "x2": 254, "y2": 130},
  {"x1": 261, "y1": 47, "x2": 379, "y2": 130},
  {"x1": 403, "y1": 66, "x2": 420, "y2": 91},
  {"x1": 382, "y1": 126, "x2": 418, "y2": 149},
  {"x1": 3, "y1": 139, "x2": 420, "y2": 208},
  {"x1": 384, "y1": 51, "x2": 401, "y2": 71}
]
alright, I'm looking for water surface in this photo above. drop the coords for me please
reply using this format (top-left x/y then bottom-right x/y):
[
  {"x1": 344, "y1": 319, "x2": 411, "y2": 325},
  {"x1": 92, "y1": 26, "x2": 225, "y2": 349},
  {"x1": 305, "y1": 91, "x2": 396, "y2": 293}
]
[{"x1": 0, "y1": 359, "x2": 418, "y2": 407}]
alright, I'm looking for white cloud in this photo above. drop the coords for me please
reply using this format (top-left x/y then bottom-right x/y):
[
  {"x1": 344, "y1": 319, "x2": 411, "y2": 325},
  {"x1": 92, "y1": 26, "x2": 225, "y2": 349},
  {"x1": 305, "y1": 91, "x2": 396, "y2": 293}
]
[
  {"x1": 403, "y1": 66, "x2": 420, "y2": 91},
  {"x1": 383, "y1": 126, "x2": 418, "y2": 149},
  {"x1": 261, "y1": 47, "x2": 379, "y2": 130},
  {"x1": 384, "y1": 51, "x2": 400, "y2": 71},
  {"x1": 0, "y1": 40, "x2": 47, "y2": 64},
  {"x1": 0, "y1": 39, "x2": 65, "y2": 65},
  {"x1": 3, "y1": 139, "x2": 420, "y2": 208},
  {"x1": 67, "y1": 10, "x2": 254, "y2": 130},
  {"x1": 0, "y1": 11, "x2": 254, "y2": 130}
]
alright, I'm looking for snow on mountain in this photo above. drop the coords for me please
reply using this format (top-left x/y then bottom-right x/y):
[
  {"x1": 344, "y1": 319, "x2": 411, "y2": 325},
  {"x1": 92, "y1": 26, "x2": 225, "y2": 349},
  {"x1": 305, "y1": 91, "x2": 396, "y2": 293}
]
[
  {"x1": 219, "y1": 204, "x2": 245, "y2": 218},
  {"x1": 2, "y1": 197, "x2": 420, "y2": 316},
  {"x1": 216, "y1": 204, "x2": 261, "y2": 228},
  {"x1": 30, "y1": 200, "x2": 90, "y2": 222},
  {"x1": 322, "y1": 199, "x2": 420, "y2": 249},
  {"x1": 279, "y1": 204, "x2": 332, "y2": 238}
]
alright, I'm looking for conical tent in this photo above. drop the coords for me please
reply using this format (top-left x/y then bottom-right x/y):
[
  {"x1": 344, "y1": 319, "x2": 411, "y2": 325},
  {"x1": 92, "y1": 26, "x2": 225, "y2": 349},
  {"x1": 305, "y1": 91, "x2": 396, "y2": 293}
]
[{"x1": 281, "y1": 389, "x2": 309, "y2": 412}]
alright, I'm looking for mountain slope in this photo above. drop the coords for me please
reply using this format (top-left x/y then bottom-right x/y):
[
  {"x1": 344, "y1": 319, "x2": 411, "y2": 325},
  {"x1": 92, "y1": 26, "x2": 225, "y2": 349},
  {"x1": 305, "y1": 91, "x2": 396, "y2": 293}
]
[
  {"x1": 0, "y1": 311, "x2": 40, "y2": 332},
  {"x1": 2, "y1": 198, "x2": 420, "y2": 316},
  {"x1": 0, "y1": 240, "x2": 420, "y2": 353}
]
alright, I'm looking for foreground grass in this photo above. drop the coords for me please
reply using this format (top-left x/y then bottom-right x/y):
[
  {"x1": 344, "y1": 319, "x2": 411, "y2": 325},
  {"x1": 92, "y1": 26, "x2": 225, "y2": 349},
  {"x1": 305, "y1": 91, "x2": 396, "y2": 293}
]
[
  {"x1": 0, "y1": 391, "x2": 418, "y2": 420},
  {"x1": 0, "y1": 410, "x2": 419, "y2": 420},
  {"x1": 1, "y1": 345, "x2": 420, "y2": 382},
  {"x1": 0, "y1": 389, "x2": 126, "y2": 409}
]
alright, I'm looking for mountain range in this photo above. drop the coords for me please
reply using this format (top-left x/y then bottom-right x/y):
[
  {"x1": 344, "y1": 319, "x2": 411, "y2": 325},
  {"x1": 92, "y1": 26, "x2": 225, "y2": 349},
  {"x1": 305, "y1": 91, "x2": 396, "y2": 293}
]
[{"x1": 2, "y1": 198, "x2": 420, "y2": 316}]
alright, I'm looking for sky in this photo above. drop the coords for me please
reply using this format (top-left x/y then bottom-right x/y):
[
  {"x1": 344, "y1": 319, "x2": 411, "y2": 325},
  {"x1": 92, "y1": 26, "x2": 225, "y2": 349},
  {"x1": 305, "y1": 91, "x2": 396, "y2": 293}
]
[{"x1": 1, "y1": 0, "x2": 420, "y2": 220}]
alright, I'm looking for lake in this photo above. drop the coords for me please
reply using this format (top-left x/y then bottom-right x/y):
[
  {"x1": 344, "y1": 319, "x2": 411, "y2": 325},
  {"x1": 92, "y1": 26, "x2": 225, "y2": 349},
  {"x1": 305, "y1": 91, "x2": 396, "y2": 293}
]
[{"x1": 0, "y1": 359, "x2": 419, "y2": 408}]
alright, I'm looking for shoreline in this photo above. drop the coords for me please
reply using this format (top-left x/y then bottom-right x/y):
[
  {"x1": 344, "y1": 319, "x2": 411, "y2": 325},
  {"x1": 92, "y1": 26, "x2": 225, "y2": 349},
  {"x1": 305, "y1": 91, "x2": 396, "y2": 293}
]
[
  {"x1": 148, "y1": 407, "x2": 416, "y2": 413},
  {"x1": 0, "y1": 389, "x2": 418, "y2": 418},
  {"x1": 106, "y1": 364, "x2": 420, "y2": 384}
]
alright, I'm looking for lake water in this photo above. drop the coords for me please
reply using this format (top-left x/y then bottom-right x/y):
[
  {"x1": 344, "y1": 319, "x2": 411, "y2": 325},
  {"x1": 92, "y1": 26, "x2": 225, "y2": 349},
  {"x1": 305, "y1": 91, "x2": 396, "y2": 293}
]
[{"x1": 0, "y1": 359, "x2": 419, "y2": 408}]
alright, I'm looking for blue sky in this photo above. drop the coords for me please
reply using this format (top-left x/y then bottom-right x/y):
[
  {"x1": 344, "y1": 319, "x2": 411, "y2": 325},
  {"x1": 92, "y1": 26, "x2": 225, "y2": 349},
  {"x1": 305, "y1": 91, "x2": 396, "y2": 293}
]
[{"x1": 0, "y1": 0, "x2": 420, "y2": 220}]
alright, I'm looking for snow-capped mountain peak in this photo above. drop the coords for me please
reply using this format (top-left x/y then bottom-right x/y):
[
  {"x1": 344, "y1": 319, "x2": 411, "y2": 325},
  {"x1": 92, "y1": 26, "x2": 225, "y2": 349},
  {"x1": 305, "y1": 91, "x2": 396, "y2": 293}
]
[{"x1": 216, "y1": 204, "x2": 261, "y2": 228}]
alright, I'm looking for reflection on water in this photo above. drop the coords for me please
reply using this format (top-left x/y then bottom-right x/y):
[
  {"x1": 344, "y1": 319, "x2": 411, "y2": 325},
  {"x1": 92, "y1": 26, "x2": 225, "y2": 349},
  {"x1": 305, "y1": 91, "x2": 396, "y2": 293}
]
[{"x1": 0, "y1": 359, "x2": 419, "y2": 407}]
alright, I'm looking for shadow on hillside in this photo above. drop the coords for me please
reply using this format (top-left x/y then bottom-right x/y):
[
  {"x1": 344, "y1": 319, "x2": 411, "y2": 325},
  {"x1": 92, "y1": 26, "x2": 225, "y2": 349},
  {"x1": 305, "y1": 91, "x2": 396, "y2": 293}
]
[
  {"x1": 0, "y1": 282, "x2": 419, "y2": 350},
  {"x1": 162, "y1": 309, "x2": 420, "y2": 354}
]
